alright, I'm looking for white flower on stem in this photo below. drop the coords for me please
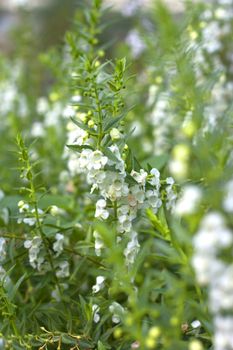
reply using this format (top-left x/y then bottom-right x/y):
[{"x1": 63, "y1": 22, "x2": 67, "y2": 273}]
[
  {"x1": 78, "y1": 149, "x2": 93, "y2": 170},
  {"x1": 0, "y1": 190, "x2": 4, "y2": 201},
  {"x1": 56, "y1": 261, "x2": 69, "y2": 278},
  {"x1": 53, "y1": 233, "x2": 65, "y2": 257},
  {"x1": 108, "y1": 145, "x2": 125, "y2": 174},
  {"x1": 124, "y1": 231, "x2": 140, "y2": 265},
  {"x1": 148, "y1": 168, "x2": 160, "y2": 189},
  {"x1": 88, "y1": 151, "x2": 108, "y2": 171},
  {"x1": 18, "y1": 200, "x2": 29, "y2": 213},
  {"x1": 146, "y1": 190, "x2": 162, "y2": 212},
  {"x1": 92, "y1": 304, "x2": 100, "y2": 323},
  {"x1": 131, "y1": 169, "x2": 148, "y2": 187},
  {"x1": 92, "y1": 275, "x2": 106, "y2": 293},
  {"x1": 95, "y1": 199, "x2": 109, "y2": 220},
  {"x1": 109, "y1": 301, "x2": 125, "y2": 323},
  {"x1": 223, "y1": 180, "x2": 233, "y2": 213},
  {"x1": 118, "y1": 214, "x2": 132, "y2": 233},
  {"x1": 165, "y1": 177, "x2": 177, "y2": 211},
  {"x1": 0, "y1": 238, "x2": 7, "y2": 261},
  {"x1": 67, "y1": 124, "x2": 89, "y2": 146},
  {"x1": 103, "y1": 172, "x2": 129, "y2": 201},
  {"x1": 24, "y1": 236, "x2": 44, "y2": 270},
  {"x1": 175, "y1": 185, "x2": 202, "y2": 216},
  {"x1": 93, "y1": 230, "x2": 104, "y2": 256},
  {"x1": 191, "y1": 320, "x2": 201, "y2": 329},
  {"x1": 130, "y1": 185, "x2": 145, "y2": 206},
  {"x1": 214, "y1": 316, "x2": 233, "y2": 350}
]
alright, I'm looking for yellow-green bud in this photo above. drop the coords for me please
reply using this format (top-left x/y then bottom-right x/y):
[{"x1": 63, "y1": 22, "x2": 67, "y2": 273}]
[
  {"x1": 172, "y1": 144, "x2": 190, "y2": 161},
  {"x1": 182, "y1": 120, "x2": 196, "y2": 138},
  {"x1": 49, "y1": 92, "x2": 59, "y2": 102},
  {"x1": 98, "y1": 50, "x2": 105, "y2": 57},
  {"x1": 145, "y1": 337, "x2": 156, "y2": 349},
  {"x1": 155, "y1": 76, "x2": 163, "y2": 84},
  {"x1": 189, "y1": 340, "x2": 203, "y2": 350},
  {"x1": 114, "y1": 327, "x2": 123, "y2": 339},
  {"x1": 110, "y1": 128, "x2": 121, "y2": 140},
  {"x1": 88, "y1": 120, "x2": 95, "y2": 128},
  {"x1": 148, "y1": 326, "x2": 161, "y2": 339}
]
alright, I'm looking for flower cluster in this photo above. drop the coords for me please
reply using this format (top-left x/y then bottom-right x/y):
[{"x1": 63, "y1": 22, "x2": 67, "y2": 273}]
[
  {"x1": 192, "y1": 212, "x2": 233, "y2": 350},
  {"x1": 17, "y1": 200, "x2": 44, "y2": 226},
  {"x1": 68, "y1": 133, "x2": 176, "y2": 266}
]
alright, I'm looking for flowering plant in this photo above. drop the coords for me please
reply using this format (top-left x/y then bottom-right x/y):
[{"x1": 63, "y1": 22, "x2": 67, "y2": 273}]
[{"x1": 0, "y1": 0, "x2": 233, "y2": 349}]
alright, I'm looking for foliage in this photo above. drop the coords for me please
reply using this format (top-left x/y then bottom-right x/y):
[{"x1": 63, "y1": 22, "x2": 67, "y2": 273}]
[{"x1": 0, "y1": 0, "x2": 233, "y2": 349}]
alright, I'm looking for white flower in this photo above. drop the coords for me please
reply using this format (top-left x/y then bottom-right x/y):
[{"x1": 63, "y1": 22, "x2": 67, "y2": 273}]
[
  {"x1": 78, "y1": 149, "x2": 93, "y2": 169},
  {"x1": 126, "y1": 30, "x2": 145, "y2": 57},
  {"x1": 18, "y1": 200, "x2": 29, "y2": 213},
  {"x1": 53, "y1": 233, "x2": 65, "y2": 256},
  {"x1": 118, "y1": 214, "x2": 132, "y2": 233},
  {"x1": 92, "y1": 304, "x2": 100, "y2": 323},
  {"x1": 223, "y1": 180, "x2": 233, "y2": 213},
  {"x1": 95, "y1": 199, "x2": 109, "y2": 220},
  {"x1": 214, "y1": 316, "x2": 233, "y2": 350},
  {"x1": 146, "y1": 190, "x2": 162, "y2": 211},
  {"x1": 0, "y1": 190, "x2": 5, "y2": 201},
  {"x1": 31, "y1": 122, "x2": 44, "y2": 138},
  {"x1": 56, "y1": 261, "x2": 69, "y2": 278},
  {"x1": 149, "y1": 168, "x2": 160, "y2": 189},
  {"x1": 109, "y1": 301, "x2": 125, "y2": 323},
  {"x1": 130, "y1": 185, "x2": 145, "y2": 205},
  {"x1": 36, "y1": 97, "x2": 49, "y2": 114},
  {"x1": 93, "y1": 231, "x2": 104, "y2": 256},
  {"x1": 124, "y1": 231, "x2": 140, "y2": 265},
  {"x1": 67, "y1": 125, "x2": 88, "y2": 146},
  {"x1": 92, "y1": 275, "x2": 106, "y2": 293},
  {"x1": 175, "y1": 185, "x2": 202, "y2": 216},
  {"x1": 131, "y1": 169, "x2": 148, "y2": 187},
  {"x1": 191, "y1": 320, "x2": 201, "y2": 329},
  {"x1": 23, "y1": 217, "x2": 36, "y2": 226},
  {"x1": 166, "y1": 177, "x2": 177, "y2": 211},
  {"x1": 24, "y1": 236, "x2": 44, "y2": 270},
  {"x1": 0, "y1": 238, "x2": 7, "y2": 261},
  {"x1": 88, "y1": 151, "x2": 108, "y2": 171}
]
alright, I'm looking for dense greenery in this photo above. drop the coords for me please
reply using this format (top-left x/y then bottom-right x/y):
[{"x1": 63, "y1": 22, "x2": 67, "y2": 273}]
[{"x1": 0, "y1": 0, "x2": 233, "y2": 349}]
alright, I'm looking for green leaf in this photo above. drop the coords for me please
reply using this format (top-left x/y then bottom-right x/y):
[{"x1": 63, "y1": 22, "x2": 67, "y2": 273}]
[
  {"x1": 103, "y1": 113, "x2": 126, "y2": 132},
  {"x1": 147, "y1": 207, "x2": 171, "y2": 241},
  {"x1": 98, "y1": 340, "x2": 107, "y2": 350},
  {"x1": 142, "y1": 154, "x2": 169, "y2": 171},
  {"x1": 66, "y1": 144, "x2": 94, "y2": 152},
  {"x1": 8, "y1": 273, "x2": 27, "y2": 301}
]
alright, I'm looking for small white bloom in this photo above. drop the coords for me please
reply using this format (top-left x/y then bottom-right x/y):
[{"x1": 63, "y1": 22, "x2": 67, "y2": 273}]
[
  {"x1": 109, "y1": 301, "x2": 125, "y2": 323},
  {"x1": 95, "y1": 199, "x2": 109, "y2": 220},
  {"x1": 93, "y1": 230, "x2": 104, "y2": 256},
  {"x1": 131, "y1": 169, "x2": 148, "y2": 186},
  {"x1": 149, "y1": 168, "x2": 160, "y2": 188},
  {"x1": 0, "y1": 238, "x2": 7, "y2": 261},
  {"x1": 92, "y1": 275, "x2": 106, "y2": 293},
  {"x1": 0, "y1": 190, "x2": 4, "y2": 201},
  {"x1": 175, "y1": 185, "x2": 202, "y2": 216},
  {"x1": 92, "y1": 304, "x2": 100, "y2": 323},
  {"x1": 56, "y1": 261, "x2": 69, "y2": 278},
  {"x1": 191, "y1": 320, "x2": 201, "y2": 329},
  {"x1": 124, "y1": 231, "x2": 140, "y2": 265},
  {"x1": 53, "y1": 233, "x2": 65, "y2": 256}
]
